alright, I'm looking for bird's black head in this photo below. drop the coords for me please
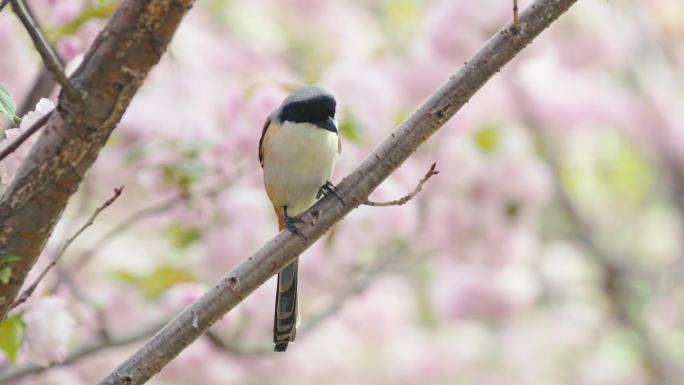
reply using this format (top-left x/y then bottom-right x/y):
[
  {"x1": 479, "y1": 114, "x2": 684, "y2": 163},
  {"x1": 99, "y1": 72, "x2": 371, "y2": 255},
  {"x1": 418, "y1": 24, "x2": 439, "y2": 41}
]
[{"x1": 278, "y1": 86, "x2": 337, "y2": 133}]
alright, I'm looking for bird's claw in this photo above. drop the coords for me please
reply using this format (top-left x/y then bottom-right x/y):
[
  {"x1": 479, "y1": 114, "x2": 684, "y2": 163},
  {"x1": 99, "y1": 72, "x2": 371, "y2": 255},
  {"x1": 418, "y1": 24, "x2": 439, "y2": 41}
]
[
  {"x1": 283, "y1": 207, "x2": 307, "y2": 240},
  {"x1": 317, "y1": 181, "x2": 345, "y2": 205}
]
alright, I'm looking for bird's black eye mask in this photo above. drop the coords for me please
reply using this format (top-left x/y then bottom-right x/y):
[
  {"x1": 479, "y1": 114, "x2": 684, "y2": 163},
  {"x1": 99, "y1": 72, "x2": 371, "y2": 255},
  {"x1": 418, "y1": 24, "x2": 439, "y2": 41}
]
[{"x1": 279, "y1": 95, "x2": 337, "y2": 133}]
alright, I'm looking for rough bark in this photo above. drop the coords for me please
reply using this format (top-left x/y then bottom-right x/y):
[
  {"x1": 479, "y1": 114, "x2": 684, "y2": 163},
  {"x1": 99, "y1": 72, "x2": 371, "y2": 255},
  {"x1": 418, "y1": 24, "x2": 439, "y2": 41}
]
[
  {"x1": 97, "y1": 0, "x2": 579, "y2": 384},
  {"x1": 0, "y1": 0, "x2": 195, "y2": 319}
]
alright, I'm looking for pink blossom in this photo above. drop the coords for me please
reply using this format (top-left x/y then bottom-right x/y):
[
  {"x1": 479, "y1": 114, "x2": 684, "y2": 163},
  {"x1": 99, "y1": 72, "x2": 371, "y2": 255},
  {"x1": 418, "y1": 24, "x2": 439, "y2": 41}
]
[
  {"x1": 23, "y1": 296, "x2": 76, "y2": 366},
  {"x1": 160, "y1": 283, "x2": 208, "y2": 312},
  {"x1": 43, "y1": 0, "x2": 85, "y2": 26}
]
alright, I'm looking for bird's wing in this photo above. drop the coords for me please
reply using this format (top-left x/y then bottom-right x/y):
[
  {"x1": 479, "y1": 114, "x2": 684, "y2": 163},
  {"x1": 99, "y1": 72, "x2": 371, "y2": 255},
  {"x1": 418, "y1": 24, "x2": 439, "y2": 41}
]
[{"x1": 258, "y1": 117, "x2": 271, "y2": 168}]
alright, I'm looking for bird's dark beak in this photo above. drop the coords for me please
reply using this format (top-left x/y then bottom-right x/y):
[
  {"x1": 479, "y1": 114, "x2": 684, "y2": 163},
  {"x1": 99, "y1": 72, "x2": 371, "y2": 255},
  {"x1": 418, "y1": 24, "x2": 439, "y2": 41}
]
[{"x1": 318, "y1": 116, "x2": 337, "y2": 133}]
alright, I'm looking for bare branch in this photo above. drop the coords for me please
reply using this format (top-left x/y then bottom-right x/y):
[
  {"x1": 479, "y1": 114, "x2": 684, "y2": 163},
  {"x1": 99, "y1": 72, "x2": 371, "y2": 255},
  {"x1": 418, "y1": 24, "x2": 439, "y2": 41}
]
[
  {"x1": 96, "y1": 1, "x2": 579, "y2": 384},
  {"x1": 0, "y1": 0, "x2": 196, "y2": 321},
  {"x1": 0, "y1": 110, "x2": 52, "y2": 162},
  {"x1": 364, "y1": 162, "x2": 438, "y2": 207},
  {"x1": 10, "y1": 0, "x2": 79, "y2": 100},
  {"x1": 67, "y1": 178, "x2": 239, "y2": 275},
  {"x1": 10, "y1": 187, "x2": 123, "y2": 310},
  {"x1": 0, "y1": 318, "x2": 170, "y2": 384}
]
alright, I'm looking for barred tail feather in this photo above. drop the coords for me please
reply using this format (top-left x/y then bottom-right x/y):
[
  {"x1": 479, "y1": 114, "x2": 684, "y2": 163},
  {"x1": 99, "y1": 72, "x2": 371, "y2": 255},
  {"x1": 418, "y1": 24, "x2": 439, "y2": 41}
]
[
  {"x1": 274, "y1": 207, "x2": 298, "y2": 352},
  {"x1": 274, "y1": 259, "x2": 298, "y2": 352}
]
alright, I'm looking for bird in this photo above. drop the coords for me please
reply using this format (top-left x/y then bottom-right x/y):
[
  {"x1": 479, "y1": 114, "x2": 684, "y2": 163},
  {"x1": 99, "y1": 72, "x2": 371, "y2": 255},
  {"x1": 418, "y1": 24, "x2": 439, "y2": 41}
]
[{"x1": 258, "y1": 86, "x2": 343, "y2": 352}]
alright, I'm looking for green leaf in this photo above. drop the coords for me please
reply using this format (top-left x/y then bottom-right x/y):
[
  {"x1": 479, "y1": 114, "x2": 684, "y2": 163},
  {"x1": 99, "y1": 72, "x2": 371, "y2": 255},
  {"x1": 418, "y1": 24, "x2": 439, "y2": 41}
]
[
  {"x1": 505, "y1": 202, "x2": 521, "y2": 219},
  {"x1": 161, "y1": 159, "x2": 206, "y2": 188},
  {"x1": 0, "y1": 267, "x2": 12, "y2": 284},
  {"x1": 0, "y1": 315, "x2": 25, "y2": 363},
  {"x1": 561, "y1": 132, "x2": 652, "y2": 206},
  {"x1": 0, "y1": 84, "x2": 18, "y2": 124},
  {"x1": 383, "y1": 0, "x2": 419, "y2": 29},
  {"x1": 48, "y1": 2, "x2": 117, "y2": 40},
  {"x1": 473, "y1": 125, "x2": 501, "y2": 154},
  {"x1": 112, "y1": 266, "x2": 196, "y2": 299},
  {"x1": 0, "y1": 255, "x2": 21, "y2": 263},
  {"x1": 339, "y1": 110, "x2": 364, "y2": 143},
  {"x1": 165, "y1": 224, "x2": 201, "y2": 249}
]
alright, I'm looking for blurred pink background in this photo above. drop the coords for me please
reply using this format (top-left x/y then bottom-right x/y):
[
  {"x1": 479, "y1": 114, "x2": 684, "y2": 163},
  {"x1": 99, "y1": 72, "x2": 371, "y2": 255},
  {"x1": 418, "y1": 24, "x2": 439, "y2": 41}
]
[{"x1": 1, "y1": 0, "x2": 683, "y2": 384}]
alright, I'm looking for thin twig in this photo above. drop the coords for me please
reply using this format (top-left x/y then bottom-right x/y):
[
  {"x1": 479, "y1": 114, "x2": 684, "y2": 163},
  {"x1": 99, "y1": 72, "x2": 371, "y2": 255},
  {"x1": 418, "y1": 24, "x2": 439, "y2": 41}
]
[
  {"x1": 68, "y1": 178, "x2": 238, "y2": 274},
  {"x1": 0, "y1": 318, "x2": 169, "y2": 384},
  {"x1": 68, "y1": 194, "x2": 185, "y2": 273},
  {"x1": 513, "y1": 0, "x2": 519, "y2": 32},
  {"x1": 0, "y1": 110, "x2": 52, "y2": 162},
  {"x1": 10, "y1": 0, "x2": 80, "y2": 100},
  {"x1": 10, "y1": 187, "x2": 123, "y2": 309},
  {"x1": 364, "y1": 163, "x2": 438, "y2": 207}
]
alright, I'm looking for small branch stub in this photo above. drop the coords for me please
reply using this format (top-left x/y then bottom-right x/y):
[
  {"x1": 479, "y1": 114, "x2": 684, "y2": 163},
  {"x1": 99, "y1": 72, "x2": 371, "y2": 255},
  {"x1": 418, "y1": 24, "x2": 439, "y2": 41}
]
[
  {"x1": 513, "y1": 0, "x2": 520, "y2": 32},
  {"x1": 364, "y1": 163, "x2": 439, "y2": 207}
]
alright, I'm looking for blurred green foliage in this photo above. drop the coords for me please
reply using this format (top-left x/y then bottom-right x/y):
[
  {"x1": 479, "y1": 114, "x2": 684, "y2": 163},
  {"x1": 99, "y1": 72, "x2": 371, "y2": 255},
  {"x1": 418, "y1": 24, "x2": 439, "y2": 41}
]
[
  {"x1": 165, "y1": 224, "x2": 202, "y2": 250},
  {"x1": 0, "y1": 315, "x2": 25, "y2": 364},
  {"x1": 339, "y1": 110, "x2": 365, "y2": 143},
  {"x1": 112, "y1": 266, "x2": 196, "y2": 299},
  {"x1": 473, "y1": 124, "x2": 502, "y2": 154},
  {"x1": 47, "y1": 1, "x2": 118, "y2": 40},
  {"x1": 561, "y1": 131, "x2": 652, "y2": 208}
]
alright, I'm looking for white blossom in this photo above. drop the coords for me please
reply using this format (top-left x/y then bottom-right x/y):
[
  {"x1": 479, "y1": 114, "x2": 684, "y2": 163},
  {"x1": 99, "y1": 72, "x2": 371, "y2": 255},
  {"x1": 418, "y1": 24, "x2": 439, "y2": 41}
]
[
  {"x1": 23, "y1": 296, "x2": 75, "y2": 366},
  {"x1": 0, "y1": 98, "x2": 55, "y2": 185}
]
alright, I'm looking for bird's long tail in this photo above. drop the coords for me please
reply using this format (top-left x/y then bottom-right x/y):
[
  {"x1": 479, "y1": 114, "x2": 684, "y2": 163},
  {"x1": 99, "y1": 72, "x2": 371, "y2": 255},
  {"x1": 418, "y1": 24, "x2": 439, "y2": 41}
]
[{"x1": 274, "y1": 208, "x2": 298, "y2": 352}]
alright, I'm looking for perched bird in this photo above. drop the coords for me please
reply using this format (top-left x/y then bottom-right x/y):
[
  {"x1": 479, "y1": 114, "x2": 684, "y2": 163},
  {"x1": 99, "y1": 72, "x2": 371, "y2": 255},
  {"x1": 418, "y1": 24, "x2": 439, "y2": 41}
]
[{"x1": 259, "y1": 86, "x2": 342, "y2": 352}]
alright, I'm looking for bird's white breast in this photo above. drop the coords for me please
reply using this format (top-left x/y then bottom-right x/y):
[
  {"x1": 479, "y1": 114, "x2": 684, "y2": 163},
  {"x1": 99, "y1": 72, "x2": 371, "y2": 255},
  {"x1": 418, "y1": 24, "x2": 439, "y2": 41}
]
[{"x1": 262, "y1": 121, "x2": 339, "y2": 216}]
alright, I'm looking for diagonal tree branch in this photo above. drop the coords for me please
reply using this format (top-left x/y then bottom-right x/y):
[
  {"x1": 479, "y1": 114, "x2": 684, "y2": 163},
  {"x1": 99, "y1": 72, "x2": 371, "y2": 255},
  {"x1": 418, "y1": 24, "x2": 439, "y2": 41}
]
[
  {"x1": 96, "y1": 1, "x2": 579, "y2": 384},
  {"x1": 0, "y1": 0, "x2": 195, "y2": 321},
  {"x1": 10, "y1": 0, "x2": 79, "y2": 100}
]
